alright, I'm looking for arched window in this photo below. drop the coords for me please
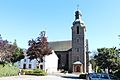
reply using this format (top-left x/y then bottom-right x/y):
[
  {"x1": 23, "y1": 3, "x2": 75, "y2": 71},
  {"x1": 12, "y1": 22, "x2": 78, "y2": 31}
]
[
  {"x1": 23, "y1": 64, "x2": 26, "y2": 69},
  {"x1": 40, "y1": 65, "x2": 43, "y2": 69},
  {"x1": 29, "y1": 64, "x2": 31, "y2": 69},
  {"x1": 24, "y1": 59, "x2": 26, "y2": 62}
]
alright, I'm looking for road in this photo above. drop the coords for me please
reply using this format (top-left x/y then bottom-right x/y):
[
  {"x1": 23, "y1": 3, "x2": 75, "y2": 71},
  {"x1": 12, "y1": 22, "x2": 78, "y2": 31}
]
[{"x1": 0, "y1": 73, "x2": 85, "y2": 80}]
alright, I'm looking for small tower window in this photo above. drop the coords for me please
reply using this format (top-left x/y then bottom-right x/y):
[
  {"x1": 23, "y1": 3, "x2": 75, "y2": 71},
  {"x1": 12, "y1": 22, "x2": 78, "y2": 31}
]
[
  {"x1": 77, "y1": 56, "x2": 79, "y2": 61},
  {"x1": 77, "y1": 48, "x2": 79, "y2": 52},
  {"x1": 77, "y1": 26, "x2": 79, "y2": 34},
  {"x1": 76, "y1": 39, "x2": 79, "y2": 43}
]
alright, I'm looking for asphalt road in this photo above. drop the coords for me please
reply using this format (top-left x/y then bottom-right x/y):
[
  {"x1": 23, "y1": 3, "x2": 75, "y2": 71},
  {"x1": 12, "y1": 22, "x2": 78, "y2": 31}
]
[
  {"x1": 0, "y1": 75, "x2": 82, "y2": 80},
  {"x1": 0, "y1": 72, "x2": 87, "y2": 80}
]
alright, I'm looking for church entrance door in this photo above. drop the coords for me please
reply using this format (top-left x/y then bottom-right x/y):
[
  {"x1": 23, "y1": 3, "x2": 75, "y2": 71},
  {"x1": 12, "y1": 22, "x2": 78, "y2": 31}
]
[{"x1": 76, "y1": 65, "x2": 80, "y2": 72}]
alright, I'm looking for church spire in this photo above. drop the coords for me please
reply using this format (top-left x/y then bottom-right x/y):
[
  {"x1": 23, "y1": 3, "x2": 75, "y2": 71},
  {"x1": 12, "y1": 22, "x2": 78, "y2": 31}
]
[
  {"x1": 73, "y1": 8, "x2": 84, "y2": 26},
  {"x1": 75, "y1": 5, "x2": 82, "y2": 20},
  {"x1": 75, "y1": 9, "x2": 82, "y2": 20}
]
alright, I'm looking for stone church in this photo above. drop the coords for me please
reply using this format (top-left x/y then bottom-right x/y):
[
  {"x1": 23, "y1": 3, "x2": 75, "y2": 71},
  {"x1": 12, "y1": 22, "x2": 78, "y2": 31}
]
[{"x1": 48, "y1": 9, "x2": 89, "y2": 73}]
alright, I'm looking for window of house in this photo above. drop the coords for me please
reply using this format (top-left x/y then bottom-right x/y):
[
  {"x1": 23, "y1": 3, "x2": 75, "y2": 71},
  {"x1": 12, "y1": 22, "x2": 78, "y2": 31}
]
[
  {"x1": 24, "y1": 59, "x2": 26, "y2": 62},
  {"x1": 40, "y1": 65, "x2": 43, "y2": 69},
  {"x1": 23, "y1": 64, "x2": 26, "y2": 69},
  {"x1": 29, "y1": 64, "x2": 31, "y2": 69},
  {"x1": 37, "y1": 65, "x2": 39, "y2": 69},
  {"x1": 77, "y1": 26, "x2": 79, "y2": 34}
]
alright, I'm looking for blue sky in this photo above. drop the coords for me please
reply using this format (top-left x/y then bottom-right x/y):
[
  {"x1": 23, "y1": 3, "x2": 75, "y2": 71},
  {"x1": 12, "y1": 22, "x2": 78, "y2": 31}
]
[{"x1": 0, "y1": 0, "x2": 120, "y2": 51}]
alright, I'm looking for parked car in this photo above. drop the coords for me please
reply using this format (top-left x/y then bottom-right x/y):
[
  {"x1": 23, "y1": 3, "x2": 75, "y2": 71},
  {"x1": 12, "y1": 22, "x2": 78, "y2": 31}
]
[
  {"x1": 86, "y1": 73, "x2": 101, "y2": 80},
  {"x1": 109, "y1": 74, "x2": 120, "y2": 80},
  {"x1": 86, "y1": 73, "x2": 120, "y2": 80}
]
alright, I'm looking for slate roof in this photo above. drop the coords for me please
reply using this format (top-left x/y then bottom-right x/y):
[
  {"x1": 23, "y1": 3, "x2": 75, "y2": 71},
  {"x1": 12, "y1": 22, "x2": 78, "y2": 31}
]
[{"x1": 48, "y1": 40, "x2": 72, "y2": 51}]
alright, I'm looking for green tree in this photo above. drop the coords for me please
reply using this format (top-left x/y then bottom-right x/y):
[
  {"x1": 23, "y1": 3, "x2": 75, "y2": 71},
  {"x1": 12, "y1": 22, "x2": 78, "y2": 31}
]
[
  {"x1": 11, "y1": 39, "x2": 24, "y2": 63},
  {"x1": 27, "y1": 31, "x2": 52, "y2": 62},
  {"x1": 94, "y1": 47, "x2": 120, "y2": 73}
]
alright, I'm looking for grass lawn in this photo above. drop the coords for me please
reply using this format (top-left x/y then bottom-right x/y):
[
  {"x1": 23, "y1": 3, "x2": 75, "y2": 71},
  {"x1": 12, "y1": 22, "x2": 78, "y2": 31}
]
[{"x1": 0, "y1": 63, "x2": 19, "y2": 77}]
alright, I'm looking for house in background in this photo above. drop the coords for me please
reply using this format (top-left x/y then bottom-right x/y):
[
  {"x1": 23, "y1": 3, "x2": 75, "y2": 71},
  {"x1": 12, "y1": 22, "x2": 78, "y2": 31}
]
[
  {"x1": 19, "y1": 56, "x2": 38, "y2": 69},
  {"x1": 16, "y1": 50, "x2": 58, "y2": 74}
]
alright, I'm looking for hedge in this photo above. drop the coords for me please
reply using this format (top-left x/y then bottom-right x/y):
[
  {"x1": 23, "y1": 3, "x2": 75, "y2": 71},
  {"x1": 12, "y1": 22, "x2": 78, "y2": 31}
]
[
  {"x1": 79, "y1": 73, "x2": 87, "y2": 79},
  {"x1": 21, "y1": 69, "x2": 47, "y2": 76}
]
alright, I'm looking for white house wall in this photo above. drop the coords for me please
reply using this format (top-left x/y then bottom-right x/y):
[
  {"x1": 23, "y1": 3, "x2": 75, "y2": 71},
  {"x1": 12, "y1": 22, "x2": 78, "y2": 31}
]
[
  {"x1": 17, "y1": 50, "x2": 58, "y2": 74},
  {"x1": 31, "y1": 59, "x2": 38, "y2": 69},
  {"x1": 45, "y1": 51, "x2": 58, "y2": 73},
  {"x1": 19, "y1": 57, "x2": 38, "y2": 69}
]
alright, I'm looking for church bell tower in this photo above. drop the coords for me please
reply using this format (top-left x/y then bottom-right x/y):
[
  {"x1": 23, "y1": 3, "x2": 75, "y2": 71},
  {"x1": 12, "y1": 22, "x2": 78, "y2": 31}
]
[{"x1": 69, "y1": 9, "x2": 87, "y2": 73}]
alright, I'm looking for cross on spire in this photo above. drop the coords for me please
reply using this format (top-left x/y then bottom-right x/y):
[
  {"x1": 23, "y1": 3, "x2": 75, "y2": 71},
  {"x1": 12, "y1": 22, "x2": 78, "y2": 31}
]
[{"x1": 77, "y1": 4, "x2": 79, "y2": 11}]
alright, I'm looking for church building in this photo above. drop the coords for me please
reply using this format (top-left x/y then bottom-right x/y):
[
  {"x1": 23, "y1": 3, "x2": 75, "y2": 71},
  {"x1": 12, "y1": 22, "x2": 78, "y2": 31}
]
[
  {"x1": 0, "y1": 8, "x2": 89, "y2": 73},
  {"x1": 48, "y1": 9, "x2": 89, "y2": 73}
]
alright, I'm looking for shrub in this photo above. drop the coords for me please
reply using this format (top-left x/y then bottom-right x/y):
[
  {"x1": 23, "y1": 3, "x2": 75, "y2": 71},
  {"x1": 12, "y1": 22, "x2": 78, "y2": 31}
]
[
  {"x1": 33, "y1": 69, "x2": 47, "y2": 76},
  {"x1": 21, "y1": 69, "x2": 33, "y2": 75},
  {"x1": 21, "y1": 69, "x2": 47, "y2": 76},
  {"x1": 79, "y1": 73, "x2": 87, "y2": 79}
]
